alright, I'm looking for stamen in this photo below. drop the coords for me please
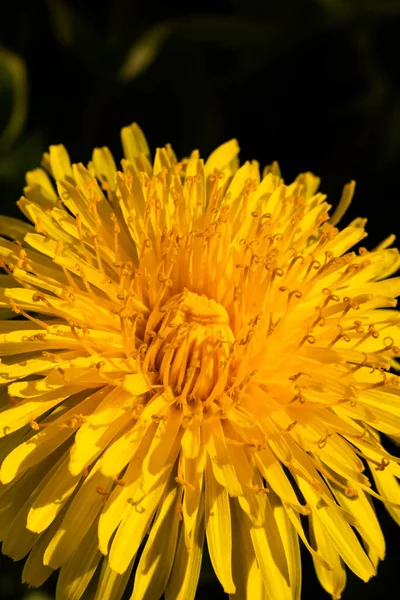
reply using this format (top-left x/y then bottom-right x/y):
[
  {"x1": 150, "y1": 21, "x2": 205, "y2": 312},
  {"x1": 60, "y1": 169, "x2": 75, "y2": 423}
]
[
  {"x1": 75, "y1": 213, "x2": 95, "y2": 268},
  {"x1": 328, "y1": 325, "x2": 351, "y2": 348},
  {"x1": 8, "y1": 299, "x2": 50, "y2": 329}
]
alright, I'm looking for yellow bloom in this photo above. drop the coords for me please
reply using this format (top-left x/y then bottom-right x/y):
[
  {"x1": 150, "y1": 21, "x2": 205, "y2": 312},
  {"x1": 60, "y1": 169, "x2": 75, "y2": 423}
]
[{"x1": 1, "y1": 123, "x2": 400, "y2": 600}]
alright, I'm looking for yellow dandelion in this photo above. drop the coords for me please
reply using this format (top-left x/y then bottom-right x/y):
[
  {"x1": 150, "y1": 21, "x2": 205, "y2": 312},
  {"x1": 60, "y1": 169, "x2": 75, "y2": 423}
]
[{"x1": 1, "y1": 123, "x2": 400, "y2": 600}]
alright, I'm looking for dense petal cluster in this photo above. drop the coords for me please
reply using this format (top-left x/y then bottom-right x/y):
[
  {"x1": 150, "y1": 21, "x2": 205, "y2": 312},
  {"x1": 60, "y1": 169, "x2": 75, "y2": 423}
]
[{"x1": 1, "y1": 123, "x2": 400, "y2": 600}]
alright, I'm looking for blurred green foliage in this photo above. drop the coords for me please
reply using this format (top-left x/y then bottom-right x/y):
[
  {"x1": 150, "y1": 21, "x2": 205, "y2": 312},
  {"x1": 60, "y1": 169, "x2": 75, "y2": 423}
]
[
  {"x1": 0, "y1": 0, "x2": 400, "y2": 231},
  {"x1": 0, "y1": 47, "x2": 28, "y2": 150},
  {"x1": 1, "y1": 0, "x2": 400, "y2": 598}
]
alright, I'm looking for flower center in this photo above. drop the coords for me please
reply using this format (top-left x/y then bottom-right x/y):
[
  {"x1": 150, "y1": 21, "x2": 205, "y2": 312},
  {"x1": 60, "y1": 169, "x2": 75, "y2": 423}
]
[{"x1": 142, "y1": 290, "x2": 235, "y2": 404}]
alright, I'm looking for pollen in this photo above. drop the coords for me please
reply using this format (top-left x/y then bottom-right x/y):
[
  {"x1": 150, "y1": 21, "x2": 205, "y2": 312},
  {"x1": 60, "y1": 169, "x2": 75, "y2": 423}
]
[{"x1": 141, "y1": 289, "x2": 235, "y2": 405}]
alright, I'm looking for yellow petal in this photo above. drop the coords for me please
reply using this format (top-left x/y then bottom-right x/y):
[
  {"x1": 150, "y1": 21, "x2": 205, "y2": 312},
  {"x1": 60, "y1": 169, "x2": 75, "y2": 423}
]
[
  {"x1": 100, "y1": 420, "x2": 152, "y2": 477},
  {"x1": 165, "y1": 494, "x2": 205, "y2": 600},
  {"x1": 92, "y1": 147, "x2": 117, "y2": 191},
  {"x1": 98, "y1": 423, "x2": 157, "y2": 555},
  {"x1": 131, "y1": 474, "x2": 181, "y2": 600},
  {"x1": 204, "y1": 456, "x2": 236, "y2": 594},
  {"x1": 297, "y1": 478, "x2": 375, "y2": 581},
  {"x1": 331, "y1": 485, "x2": 385, "y2": 563},
  {"x1": 55, "y1": 521, "x2": 101, "y2": 600},
  {"x1": 244, "y1": 483, "x2": 291, "y2": 600},
  {"x1": 0, "y1": 387, "x2": 104, "y2": 483},
  {"x1": 370, "y1": 461, "x2": 400, "y2": 526},
  {"x1": 69, "y1": 386, "x2": 132, "y2": 475},
  {"x1": 1, "y1": 458, "x2": 56, "y2": 560},
  {"x1": 249, "y1": 520, "x2": 291, "y2": 600},
  {"x1": 49, "y1": 144, "x2": 72, "y2": 181},
  {"x1": 310, "y1": 511, "x2": 346, "y2": 599},
  {"x1": 44, "y1": 463, "x2": 112, "y2": 569},
  {"x1": 329, "y1": 180, "x2": 355, "y2": 226},
  {"x1": 25, "y1": 167, "x2": 57, "y2": 205},
  {"x1": 0, "y1": 351, "x2": 76, "y2": 387},
  {"x1": 121, "y1": 372, "x2": 153, "y2": 395},
  {"x1": 230, "y1": 498, "x2": 267, "y2": 600},
  {"x1": 0, "y1": 383, "x2": 79, "y2": 438},
  {"x1": 108, "y1": 434, "x2": 179, "y2": 574},
  {"x1": 203, "y1": 419, "x2": 242, "y2": 497},
  {"x1": 255, "y1": 445, "x2": 307, "y2": 512},
  {"x1": 27, "y1": 453, "x2": 81, "y2": 533},
  {"x1": 94, "y1": 555, "x2": 135, "y2": 600},
  {"x1": 204, "y1": 139, "x2": 239, "y2": 179},
  {"x1": 0, "y1": 215, "x2": 34, "y2": 240},
  {"x1": 180, "y1": 424, "x2": 205, "y2": 546},
  {"x1": 0, "y1": 461, "x2": 41, "y2": 536},
  {"x1": 270, "y1": 492, "x2": 302, "y2": 600},
  {"x1": 22, "y1": 517, "x2": 59, "y2": 587},
  {"x1": 121, "y1": 122, "x2": 150, "y2": 161}
]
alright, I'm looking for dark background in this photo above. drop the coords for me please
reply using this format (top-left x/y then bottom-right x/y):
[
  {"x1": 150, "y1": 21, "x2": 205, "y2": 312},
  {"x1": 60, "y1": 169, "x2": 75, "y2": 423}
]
[{"x1": 1, "y1": 0, "x2": 400, "y2": 598}]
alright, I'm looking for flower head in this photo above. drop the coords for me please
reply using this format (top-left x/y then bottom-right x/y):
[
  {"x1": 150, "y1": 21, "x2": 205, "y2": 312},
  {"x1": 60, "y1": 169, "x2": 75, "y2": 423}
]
[{"x1": 1, "y1": 123, "x2": 400, "y2": 600}]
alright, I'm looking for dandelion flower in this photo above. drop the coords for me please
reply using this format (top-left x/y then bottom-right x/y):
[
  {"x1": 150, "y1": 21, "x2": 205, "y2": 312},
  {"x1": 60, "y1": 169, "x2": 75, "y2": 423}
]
[{"x1": 1, "y1": 123, "x2": 400, "y2": 600}]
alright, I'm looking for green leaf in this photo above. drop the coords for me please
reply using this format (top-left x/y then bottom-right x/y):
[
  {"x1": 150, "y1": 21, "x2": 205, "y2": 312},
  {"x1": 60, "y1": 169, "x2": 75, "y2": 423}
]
[
  {"x1": 47, "y1": 0, "x2": 89, "y2": 47},
  {"x1": 118, "y1": 16, "x2": 312, "y2": 83},
  {"x1": 0, "y1": 47, "x2": 28, "y2": 151},
  {"x1": 119, "y1": 23, "x2": 171, "y2": 82},
  {"x1": 46, "y1": 0, "x2": 102, "y2": 72}
]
